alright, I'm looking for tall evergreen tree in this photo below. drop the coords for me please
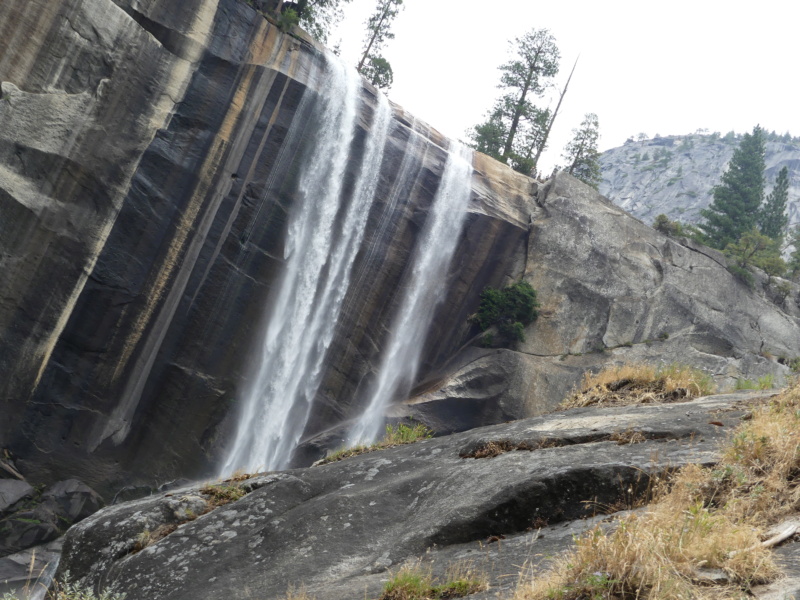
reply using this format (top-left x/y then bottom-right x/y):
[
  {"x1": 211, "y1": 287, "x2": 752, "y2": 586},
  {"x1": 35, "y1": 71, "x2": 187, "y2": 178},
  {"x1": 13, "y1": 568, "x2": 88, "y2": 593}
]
[
  {"x1": 356, "y1": 0, "x2": 403, "y2": 90},
  {"x1": 469, "y1": 28, "x2": 560, "y2": 175},
  {"x1": 758, "y1": 166, "x2": 790, "y2": 240},
  {"x1": 788, "y1": 225, "x2": 800, "y2": 279},
  {"x1": 562, "y1": 113, "x2": 601, "y2": 189},
  {"x1": 699, "y1": 125, "x2": 766, "y2": 249}
]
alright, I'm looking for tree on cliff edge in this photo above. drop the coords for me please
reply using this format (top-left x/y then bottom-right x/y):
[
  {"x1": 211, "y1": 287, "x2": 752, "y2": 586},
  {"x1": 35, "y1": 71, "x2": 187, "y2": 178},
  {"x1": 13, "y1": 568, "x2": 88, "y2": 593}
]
[
  {"x1": 357, "y1": 0, "x2": 403, "y2": 90},
  {"x1": 758, "y1": 165, "x2": 790, "y2": 241},
  {"x1": 562, "y1": 113, "x2": 601, "y2": 189},
  {"x1": 469, "y1": 28, "x2": 560, "y2": 175},
  {"x1": 699, "y1": 125, "x2": 766, "y2": 249},
  {"x1": 292, "y1": 0, "x2": 352, "y2": 43}
]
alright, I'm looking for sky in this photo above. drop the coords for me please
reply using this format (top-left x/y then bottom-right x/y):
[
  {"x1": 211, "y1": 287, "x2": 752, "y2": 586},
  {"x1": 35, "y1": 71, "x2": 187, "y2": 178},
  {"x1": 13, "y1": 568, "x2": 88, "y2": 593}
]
[{"x1": 330, "y1": 0, "x2": 800, "y2": 173}]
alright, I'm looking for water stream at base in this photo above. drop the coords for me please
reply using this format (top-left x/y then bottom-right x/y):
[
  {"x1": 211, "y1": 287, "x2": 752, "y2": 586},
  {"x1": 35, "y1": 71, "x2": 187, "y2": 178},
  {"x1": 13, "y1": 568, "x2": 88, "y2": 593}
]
[{"x1": 347, "y1": 144, "x2": 474, "y2": 445}]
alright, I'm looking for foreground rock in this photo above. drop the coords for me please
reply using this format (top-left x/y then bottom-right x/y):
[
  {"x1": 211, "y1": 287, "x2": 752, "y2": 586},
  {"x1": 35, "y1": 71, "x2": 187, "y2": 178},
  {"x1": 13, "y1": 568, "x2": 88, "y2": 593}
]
[{"x1": 59, "y1": 391, "x2": 773, "y2": 600}]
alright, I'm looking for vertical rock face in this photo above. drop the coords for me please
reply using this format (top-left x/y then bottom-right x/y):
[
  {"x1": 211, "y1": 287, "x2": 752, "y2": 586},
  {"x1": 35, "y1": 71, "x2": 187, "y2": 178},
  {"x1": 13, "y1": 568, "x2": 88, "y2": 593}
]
[{"x1": 0, "y1": 0, "x2": 531, "y2": 490}]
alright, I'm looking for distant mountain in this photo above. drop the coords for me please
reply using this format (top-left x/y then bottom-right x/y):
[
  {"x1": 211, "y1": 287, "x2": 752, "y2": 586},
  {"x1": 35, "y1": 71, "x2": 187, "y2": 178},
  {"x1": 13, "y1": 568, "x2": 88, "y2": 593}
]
[{"x1": 599, "y1": 132, "x2": 800, "y2": 229}]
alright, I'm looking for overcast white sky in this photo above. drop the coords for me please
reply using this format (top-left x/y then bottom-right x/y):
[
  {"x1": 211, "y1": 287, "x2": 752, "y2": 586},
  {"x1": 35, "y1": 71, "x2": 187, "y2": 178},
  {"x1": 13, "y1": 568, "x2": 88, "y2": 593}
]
[{"x1": 331, "y1": 0, "x2": 800, "y2": 172}]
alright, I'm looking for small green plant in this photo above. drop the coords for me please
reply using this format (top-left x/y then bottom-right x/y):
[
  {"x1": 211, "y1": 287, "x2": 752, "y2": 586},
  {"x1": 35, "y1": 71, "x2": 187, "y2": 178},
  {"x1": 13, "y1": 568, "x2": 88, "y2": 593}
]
[
  {"x1": 200, "y1": 483, "x2": 246, "y2": 507},
  {"x1": 379, "y1": 562, "x2": 487, "y2": 600},
  {"x1": 474, "y1": 281, "x2": 539, "y2": 346},
  {"x1": 317, "y1": 423, "x2": 433, "y2": 466},
  {"x1": 735, "y1": 378, "x2": 758, "y2": 390},
  {"x1": 2, "y1": 572, "x2": 128, "y2": 600},
  {"x1": 735, "y1": 375, "x2": 773, "y2": 391}
]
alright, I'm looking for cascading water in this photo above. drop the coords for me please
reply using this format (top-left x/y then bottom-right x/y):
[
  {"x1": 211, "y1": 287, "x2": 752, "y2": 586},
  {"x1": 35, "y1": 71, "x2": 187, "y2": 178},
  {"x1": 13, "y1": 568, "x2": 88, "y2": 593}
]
[
  {"x1": 348, "y1": 144, "x2": 474, "y2": 445},
  {"x1": 220, "y1": 56, "x2": 392, "y2": 475}
]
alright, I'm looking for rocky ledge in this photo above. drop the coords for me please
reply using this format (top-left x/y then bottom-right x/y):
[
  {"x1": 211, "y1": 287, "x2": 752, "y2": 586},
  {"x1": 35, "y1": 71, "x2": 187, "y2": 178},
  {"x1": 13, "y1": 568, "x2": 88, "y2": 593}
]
[{"x1": 56, "y1": 389, "x2": 795, "y2": 600}]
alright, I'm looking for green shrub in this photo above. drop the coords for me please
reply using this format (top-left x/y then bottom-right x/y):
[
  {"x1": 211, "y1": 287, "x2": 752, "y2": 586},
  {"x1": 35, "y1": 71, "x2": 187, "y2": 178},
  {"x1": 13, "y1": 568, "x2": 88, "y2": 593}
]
[
  {"x1": 1, "y1": 573, "x2": 127, "y2": 600},
  {"x1": 277, "y1": 7, "x2": 299, "y2": 31},
  {"x1": 475, "y1": 281, "x2": 539, "y2": 345},
  {"x1": 724, "y1": 228, "x2": 786, "y2": 287}
]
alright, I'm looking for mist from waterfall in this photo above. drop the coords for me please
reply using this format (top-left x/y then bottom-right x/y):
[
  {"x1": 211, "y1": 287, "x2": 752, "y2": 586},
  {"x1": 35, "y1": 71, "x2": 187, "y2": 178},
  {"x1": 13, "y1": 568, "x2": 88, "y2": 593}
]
[
  {"x1": 347, "y1": 144, "x2": 474, "y2": 445},
  {"x1": 220, "y1": 58, "x2": 392, "y2": 475}
]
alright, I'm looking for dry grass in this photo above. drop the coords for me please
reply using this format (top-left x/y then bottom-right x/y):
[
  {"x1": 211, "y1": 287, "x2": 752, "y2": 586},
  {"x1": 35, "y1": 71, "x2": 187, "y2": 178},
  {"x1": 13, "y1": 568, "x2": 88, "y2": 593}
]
[
  {"x1": 609, "y1": 428, "x2": 646, "y2": 445},
  {"x1": 379, "y1": 561, "x2": 488, "y2": 600},
  {"x1": 281, "y1": 585, "x2": 315, "y2": 600},
  {"x1": 562, "y1": 363, "x2": 716, "y2": 409},
  {"x1": 316, "y1": 423, "x2": 433, "y2": 466},
  {"x1": 132, "y1": 523, "x2": 178, "y2": 553},
  {"x1": 515, "y1": 381, "x2": 800, "y2": 600},
  {"x1": 461, "y1": 440, "x2": 537, "y2": 459}
]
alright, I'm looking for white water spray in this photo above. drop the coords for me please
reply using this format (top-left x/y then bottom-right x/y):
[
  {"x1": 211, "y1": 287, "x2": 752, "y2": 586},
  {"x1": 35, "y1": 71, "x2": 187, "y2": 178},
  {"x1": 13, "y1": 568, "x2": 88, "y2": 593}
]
[
  {"x1": 348, "y1": 144, "x2": 474, "y2": 445},
  {"x1": 220, "y1": 59, "x2": 392, "y2": 475}
]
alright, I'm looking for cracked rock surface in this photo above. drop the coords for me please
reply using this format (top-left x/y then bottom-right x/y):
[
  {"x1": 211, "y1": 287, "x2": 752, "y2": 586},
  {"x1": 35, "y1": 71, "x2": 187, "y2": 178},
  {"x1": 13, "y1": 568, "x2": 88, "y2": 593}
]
[{"x1": 59, "y1": 391, "x2": 774, "y2": 600}]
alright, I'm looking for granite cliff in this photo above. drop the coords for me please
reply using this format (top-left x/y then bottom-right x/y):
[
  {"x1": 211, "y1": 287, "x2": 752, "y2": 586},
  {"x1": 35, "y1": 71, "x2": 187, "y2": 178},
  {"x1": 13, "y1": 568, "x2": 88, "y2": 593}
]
[
  {"x1": 1, "y1": 0, "x2": 800, "y2": 502},
  {"x1": 0, "y1": 0, "x2": 530, "y2": 492}
]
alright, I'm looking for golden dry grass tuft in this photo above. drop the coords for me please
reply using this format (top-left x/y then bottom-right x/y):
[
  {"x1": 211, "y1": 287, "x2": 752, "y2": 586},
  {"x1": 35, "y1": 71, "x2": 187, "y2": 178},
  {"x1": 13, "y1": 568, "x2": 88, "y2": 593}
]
[
  {"x1": 131, "y1": 523, "x2": 178, "y2": 553},
  {"x1": 280, "y1": 585, "x2": 315, "y2": 600},
  {"x1": 460, "y1": 440, "x2": 537, "y2": 459},
  {"x1": 515, "y1": 380, "x2": 800, "y2": 600},
  {"x1": 316, "y1": 423, "x2": 433, "y2": 466},
  {"x1": 561, "y1": 363, "x2": 716, "y2": 409}
]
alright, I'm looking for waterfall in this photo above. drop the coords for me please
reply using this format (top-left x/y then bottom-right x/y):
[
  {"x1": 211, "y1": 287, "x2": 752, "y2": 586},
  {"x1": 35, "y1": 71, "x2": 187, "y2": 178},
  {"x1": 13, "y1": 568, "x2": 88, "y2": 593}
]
[
  {"x1": 220, "y1": 57, "x2": 392, "y2": 475},
  {"x1": 348, "y1": 144, "x2": 474, "y2": 445}
]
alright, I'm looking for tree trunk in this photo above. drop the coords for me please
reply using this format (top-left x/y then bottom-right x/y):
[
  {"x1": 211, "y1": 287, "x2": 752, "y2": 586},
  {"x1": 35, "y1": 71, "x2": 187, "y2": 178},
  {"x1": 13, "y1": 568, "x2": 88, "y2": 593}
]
[
  {"x1": 357, "y1": 2, "x2": 391, "y2": 73},
  {"x1": 500, "y1": 74, "x2": 531, "y2": 163},
  {"x1": 533, "y1": 56, "x2": 578, "y2": 170},
  {"x1": 501, "y1": 47, "x2": 544, "y2": 163}
]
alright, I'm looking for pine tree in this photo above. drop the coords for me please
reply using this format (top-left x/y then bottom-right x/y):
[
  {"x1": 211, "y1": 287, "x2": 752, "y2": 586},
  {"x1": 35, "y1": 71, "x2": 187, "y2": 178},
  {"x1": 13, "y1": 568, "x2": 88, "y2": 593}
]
[
  {"x1": 758, "y1": 166, "x2": 790, "y2": 240},
  {"x1": 360, "y1": 56, "x2": 393, "y2": 90},
  {"x1": 562, "y1": 113, "x2": 601, "y2": 189},
  {"x1": 699, "y1": 126, "x2": 766, "y2": 249},
  {"x1": 469, "y1": 28, "x2": 560, "y2": 175},
  {"x1": 357, "y1": 0, "x2": 403, "y2": 90},
  {"x1": 291, "y1": 0, "x2": 352, "y2": 43},
  {"x1": 788, "y1": 226, "x2": 800, "y2": 279}
]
